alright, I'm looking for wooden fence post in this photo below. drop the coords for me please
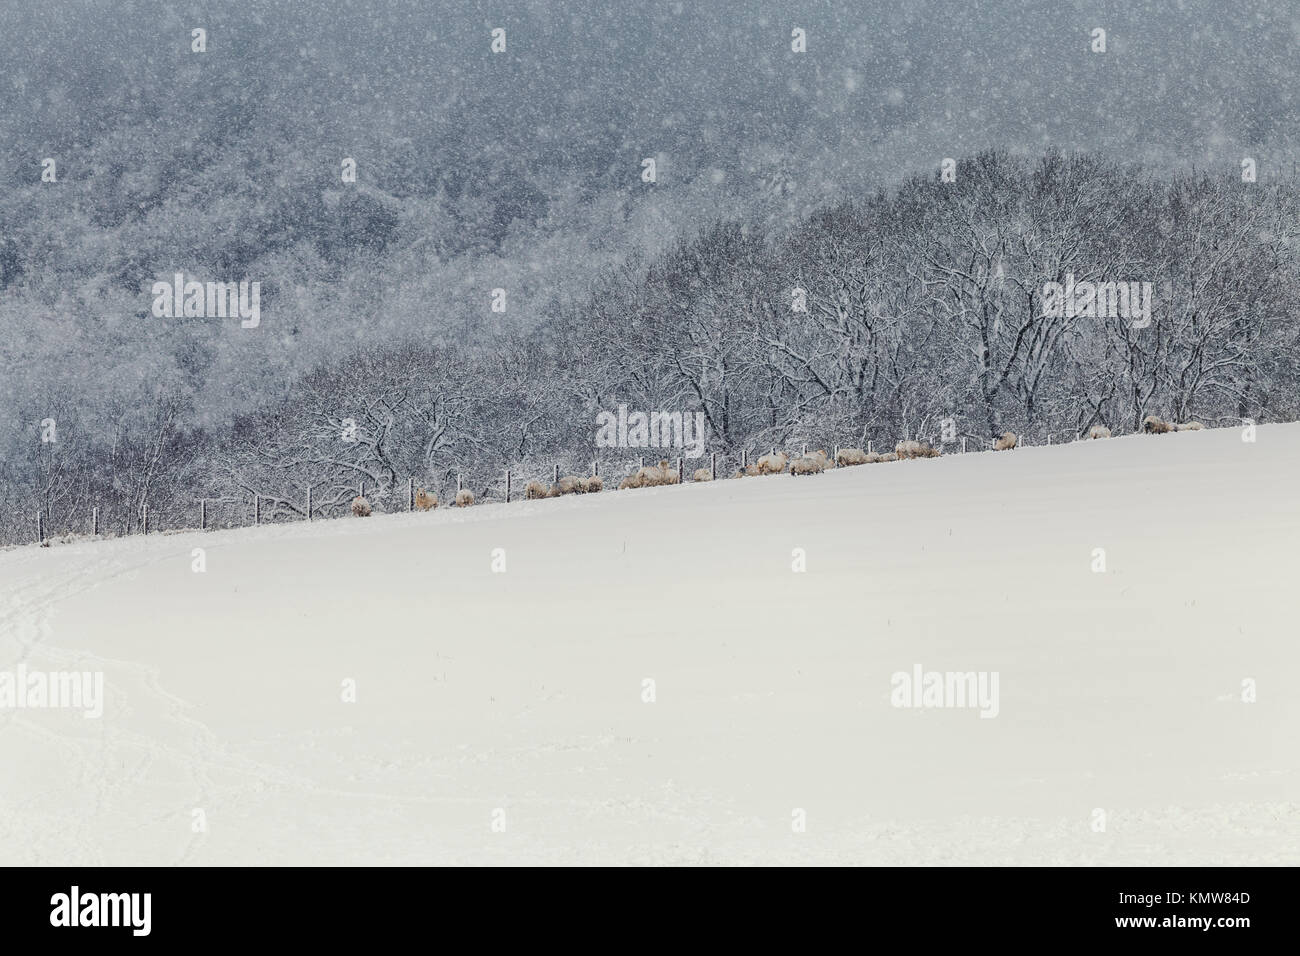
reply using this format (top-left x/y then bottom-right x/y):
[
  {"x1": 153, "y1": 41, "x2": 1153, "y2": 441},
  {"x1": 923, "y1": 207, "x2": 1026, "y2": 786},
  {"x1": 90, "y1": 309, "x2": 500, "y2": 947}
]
[
  {"x1": 677, "y1": 458, "x2": 684, "y2": 482},
  {"x1": 36, "y1": 510, "x2": 43, "y2": 544},
  {"x1": 552, "y1": 464, "x2": 559, "y2": 484},
  {"x1": 92, "y1": 506, "x2": 99, "y2": 537},
  {"x1": 307, "y1": 485, "x2": 313, "y2": 521},
  {"x1": 710, "y1": 452, "x2": 716, "y2": 479},
  {"x1": 254, "y1": 495, "x2": 260, "y2": 526},
  {"x1": 200, "y1": 499, "x2": 207, "y2": 531},
  {"x1": 505, "y1": 469, "x2": 512, "y2": 503},
  {"x1": 142, "y1": 504, "x2": 149, "y2": 535}
]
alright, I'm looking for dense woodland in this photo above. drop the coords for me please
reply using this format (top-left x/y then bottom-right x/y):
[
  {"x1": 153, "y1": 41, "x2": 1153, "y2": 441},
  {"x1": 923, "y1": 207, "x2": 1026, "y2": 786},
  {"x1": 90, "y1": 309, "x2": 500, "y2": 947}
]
[
  {"x1": 5, "y1": 1, "x2": 1297, "y2": 543},
  {"x1": 4, "y1": 150, "x2": 1298, "y2": 542}
]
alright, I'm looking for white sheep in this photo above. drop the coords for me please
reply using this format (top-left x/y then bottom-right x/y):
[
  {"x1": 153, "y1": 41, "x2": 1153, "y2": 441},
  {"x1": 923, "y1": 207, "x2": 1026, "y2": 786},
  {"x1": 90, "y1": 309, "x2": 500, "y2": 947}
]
[
  {"x1": 994, "y1": 431, "x2": 1017, "y2": 451},
  {"x1": 633, "y1": 462, "x2": 666, "y2": 487},
  {"x1": 555, "y1": 475, "x2": 585, "y2": 496},
  {"x1": 896, "y1": 440, "x2": 940, "y2": 459},
  {"x1": 789, "y1": 455, "x2": 824, "y2": 476},
  {"x1": 1088, "y1": 425, "x2": 1111, "y2": 440},
  {"x1": 455, "y1": 489, "x2": 475, "y2": 507},
  {"x1": 351, "y1": 496, "x2": 372, "y2": 517}
]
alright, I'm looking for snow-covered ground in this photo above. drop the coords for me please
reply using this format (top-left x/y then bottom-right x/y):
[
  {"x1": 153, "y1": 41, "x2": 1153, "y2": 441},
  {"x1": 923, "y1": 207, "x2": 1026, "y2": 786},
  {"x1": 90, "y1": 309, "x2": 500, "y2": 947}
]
[{"x1": 1, "y1": 425, "x2": 1297, "y2": 865}]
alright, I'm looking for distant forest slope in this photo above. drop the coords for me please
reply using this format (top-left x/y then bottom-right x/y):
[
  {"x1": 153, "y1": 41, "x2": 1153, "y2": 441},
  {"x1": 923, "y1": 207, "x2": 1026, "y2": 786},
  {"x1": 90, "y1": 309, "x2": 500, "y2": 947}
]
[{"x1": 5, "y1": 150, "x2": 1299, "y2": 542}]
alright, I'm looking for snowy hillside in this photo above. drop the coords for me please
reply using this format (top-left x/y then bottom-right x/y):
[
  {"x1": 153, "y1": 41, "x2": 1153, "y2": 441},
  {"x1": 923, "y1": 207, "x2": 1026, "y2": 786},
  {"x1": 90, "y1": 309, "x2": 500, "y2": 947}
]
[{"x1": 1, "y1": 425, "x2": 1297, "y2": 865}]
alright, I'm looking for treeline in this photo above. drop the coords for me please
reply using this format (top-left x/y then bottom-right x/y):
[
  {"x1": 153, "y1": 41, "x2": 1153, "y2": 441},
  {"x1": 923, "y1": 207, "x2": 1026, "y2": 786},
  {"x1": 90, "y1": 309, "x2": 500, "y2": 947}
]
[{"x1": 6, "y1": 150, "x2": 1300, "y2": 543}]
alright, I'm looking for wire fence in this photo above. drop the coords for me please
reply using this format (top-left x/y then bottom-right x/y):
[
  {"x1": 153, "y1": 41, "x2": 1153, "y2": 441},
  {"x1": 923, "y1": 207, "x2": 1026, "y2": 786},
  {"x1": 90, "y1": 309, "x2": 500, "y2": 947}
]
[{"x1": 20, "y1": 430, "x2": 1080, "y2": 547}]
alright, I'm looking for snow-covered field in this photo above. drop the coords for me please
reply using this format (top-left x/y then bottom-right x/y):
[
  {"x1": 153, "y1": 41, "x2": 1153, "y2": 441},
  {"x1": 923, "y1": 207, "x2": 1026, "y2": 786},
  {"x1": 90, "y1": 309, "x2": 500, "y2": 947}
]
[{"x1": 2, "y1": 425, "x2": 1297, "y2": 865}]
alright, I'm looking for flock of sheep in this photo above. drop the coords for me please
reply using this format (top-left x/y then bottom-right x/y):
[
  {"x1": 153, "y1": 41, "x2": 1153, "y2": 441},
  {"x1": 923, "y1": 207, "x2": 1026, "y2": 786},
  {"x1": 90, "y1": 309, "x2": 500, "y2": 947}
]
[
  {"x1": 347, "y1": 416, "x2": 1206, "y2": 517},
  {"x1": 1139, "y1": 415, "x2": 1204, "y2": 435},
  {"x1": 350, "y1": 486, "x2": 475, "y2": 517}
]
